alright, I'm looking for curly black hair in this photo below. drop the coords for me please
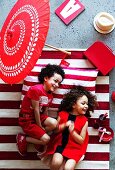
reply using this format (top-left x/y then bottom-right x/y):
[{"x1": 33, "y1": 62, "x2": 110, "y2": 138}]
[
  {"x1": 58, "y1": 86, "x2": 98, "y2": 117},
  {"x1": 38, "y1": 64, "x2": 65, "y2": 84}
]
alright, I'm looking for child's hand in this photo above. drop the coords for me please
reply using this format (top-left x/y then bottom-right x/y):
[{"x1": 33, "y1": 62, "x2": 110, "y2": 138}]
[
  {"x1": 66, "y1": 120, "x2": 72, "y2": 127},
  {"x1": 68, "y1": 121, "x2": 74, "y2": 133}
]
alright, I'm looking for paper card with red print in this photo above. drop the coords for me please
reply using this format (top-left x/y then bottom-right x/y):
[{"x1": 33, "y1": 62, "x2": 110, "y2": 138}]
[{"x1": 55, "y1": 0, "x2": 85, "y2": 25}]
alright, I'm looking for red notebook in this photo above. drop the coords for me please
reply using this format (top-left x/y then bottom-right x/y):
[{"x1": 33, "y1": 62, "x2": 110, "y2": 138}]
[
  {"x1": 55, "y1": 0, "x2": 85, "y2": 25},
  {"x1": 84, "y1": 41, "x2": 115, "y2": 75}
]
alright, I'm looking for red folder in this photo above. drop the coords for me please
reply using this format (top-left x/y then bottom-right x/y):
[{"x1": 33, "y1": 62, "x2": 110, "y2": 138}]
[{"x1": 84, "y1": 41, "x2": 115, "y2": 75}]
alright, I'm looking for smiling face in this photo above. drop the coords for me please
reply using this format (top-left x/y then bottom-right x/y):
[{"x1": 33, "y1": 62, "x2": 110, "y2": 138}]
[
  {"x1": 72, "y1": 95, "x2": 89, "y2": 115},
  {"x1": 44, "y1": 73, "x2": 63, "y2": 92}
]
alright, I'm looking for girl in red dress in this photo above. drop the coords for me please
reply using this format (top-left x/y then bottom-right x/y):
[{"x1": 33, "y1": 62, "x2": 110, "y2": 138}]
[{"x1": 42, "y1": 86, "x2": 98, "y2": 170}]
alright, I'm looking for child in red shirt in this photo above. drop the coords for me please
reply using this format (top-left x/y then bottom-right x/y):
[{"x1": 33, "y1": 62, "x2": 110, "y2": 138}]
[{"x1": 16, "y1": 64, "x2": 65, "y2": 156}]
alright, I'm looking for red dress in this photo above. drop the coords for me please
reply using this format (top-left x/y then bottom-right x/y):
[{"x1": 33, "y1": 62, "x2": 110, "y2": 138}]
[{"x1": 44, "y1": 111, "x2": 89, "y2": 162}]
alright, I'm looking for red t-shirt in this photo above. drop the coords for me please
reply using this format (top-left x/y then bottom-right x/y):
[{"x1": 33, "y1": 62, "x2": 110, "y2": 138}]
[{"x1": 20, "y1": 84, "x2": 53, "y2": 115}]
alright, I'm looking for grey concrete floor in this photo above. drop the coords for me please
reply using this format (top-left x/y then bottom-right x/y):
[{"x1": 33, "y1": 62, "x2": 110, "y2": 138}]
[{"x1": 0, "y1": 0, "x2": 115, "y2": 169}]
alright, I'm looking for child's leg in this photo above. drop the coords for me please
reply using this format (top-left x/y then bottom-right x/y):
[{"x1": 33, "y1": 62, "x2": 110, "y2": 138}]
[
  {"x1": 26, "y1": 133, "x2": 50, "y2": 145},
  {"x1": 16, "y1": 133, "x2": 50, "y2": 156},
  {"x1": 50, "y1": 153, "x2": 64, "y2": 170},
  {"x1": 44, "y1": 117, "x2": 58, "y2": 132},
  {"x1": 64, "y1": 159, "x2": 76, "y2": 170}
]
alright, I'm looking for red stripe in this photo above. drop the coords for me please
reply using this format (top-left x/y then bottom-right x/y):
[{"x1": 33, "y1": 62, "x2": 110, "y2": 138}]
[
  {"x1": 23, "y1": 80, "x2": 38, "y2": 86},
  {"x1": 0, "y1": 101, "x2": 20, "y2": 109},
  {"x1": 28, "y1": 71, "x2": 41, "y2": 76},
  {"x1": 0, "y1": 84, "x2": 22, "y2": 92},
  {"x1": 0, "y1": 118, "x2": 18, "y2": 126},
  {"x1": 40, "y1": 51, "x2": 84, "y2": 59},
  {"x1": 65, "y1": 74, "x2": 97, "y2": 81},
  {"x1": 0, "y1": 117, "x2": 109, "y2": 127},
  {"x1": 0, "y1": 135, "x2": 110, "y2": 144},
  {"x1": 0, "y1": 152, "x2": 38, "y2": 160},
  {"x1": 88, "y1": 118, "x2": 109, "y2": 127},
  {"x1": 89, "y1": 136, "x2": 110, "y2": 144},
  {"x1": 0, "y1": 119, "x2": 109, "y2": 127},
  {"x1": 97, "y1": 102, "x2": 110, "y2": 110},
  {"x1": 96, "y1": 85, "x2": 109, "y2": 93},
  {"x1": 0, "y1": 135, "x2": 16, "y2": 143},
  {"x1": 22, "y1": 83, "x2": 96, "y2": 92},
  {"x1": 85, "y1": 152, "x2": 109, "y2": 161},
  {"x1": 0, "y1": 152, "x2": 109, "y2": 161}
]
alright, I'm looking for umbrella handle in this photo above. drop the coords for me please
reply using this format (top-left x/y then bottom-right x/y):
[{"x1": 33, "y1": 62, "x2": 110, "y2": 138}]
[{"x1": 45, "y1": 43, "x2": 71, "y2": 55}]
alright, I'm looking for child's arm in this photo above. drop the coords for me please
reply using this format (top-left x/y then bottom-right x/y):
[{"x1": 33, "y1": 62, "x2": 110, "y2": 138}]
[
  {"x1": 69, "y1": 121, "x2": 88, "y2": 145},
  {"x1": 54, "y1": 116, "x2": 68, "y2": 133},
  {"x1": 31, "y1": 99, "x2": 44, "y2": 129}
]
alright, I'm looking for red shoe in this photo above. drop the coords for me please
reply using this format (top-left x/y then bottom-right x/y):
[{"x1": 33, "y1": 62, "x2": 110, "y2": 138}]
[{"x1": 16, "y1": 133, "x2": 27, "y2": 156}]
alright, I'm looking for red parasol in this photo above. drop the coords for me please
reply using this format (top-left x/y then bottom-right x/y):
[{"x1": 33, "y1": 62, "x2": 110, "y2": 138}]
[{"x1": 0, "y1": 0, "x2": 50, "y2": 84}]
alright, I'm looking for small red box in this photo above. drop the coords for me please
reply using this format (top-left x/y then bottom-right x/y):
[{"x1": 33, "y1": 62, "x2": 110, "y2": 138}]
[
  {"x1": 55, "y1": 0, "x2": 85, "y2": 25},
  {"x1": 84, "y1": 41, "x2": 115, "y2": 75}
]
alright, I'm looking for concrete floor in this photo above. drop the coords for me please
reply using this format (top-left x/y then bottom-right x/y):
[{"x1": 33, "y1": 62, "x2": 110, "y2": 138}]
[{"x1": 0, "y1": 0, "x2": 115, "y2": 169}]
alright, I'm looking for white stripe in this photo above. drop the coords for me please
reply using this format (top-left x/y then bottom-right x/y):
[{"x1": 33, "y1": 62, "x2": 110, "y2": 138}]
[
  {"x1": 52, "y1": 93, "x2": 109, "y2": 105},
  {"x1": 87, "y1": 143, "x2": 109, "y2": 152},
  {"x1": 0, "y1": 143, "x2": 35, "y2": 152},
  {"x1": 0, "y1": 143, "x2": 110, "y2": 153},
  {"x1": 24, "y1": 76, "x2": 38, "y2": 82},
  {"x1": 64, "y1": 69, "x2": 98, "y2": 76},
  {"x1": 96, "y1": 93, "x2": 109, "y2": 102},
  {"x1": 31, "y1": 63, "x2": 97, "y2": 74},
  {"x1": 0, "y1": 92, "x2": 21, "y2": 101},
  {"x1": 26, "y1": 76, "x2": 109, "y2": 89},
  {"x1": 0, "y1": 143, "x2": 109, "y2": 153},
  {"x1": 62, "y1": 79, "x2": 96, "y2": 86},
  {"x1": 0, "y1": 109, "x2": 20, "y2": 118},
  {"x1": 0, "y1": 92, "x2": 108, "y2": 102},
  {"x1": 96, "y1": 76, "x2": 109, "y2": 84},
  {"x1": 0, "y1": 109, "x2": 109, "y2": 119},
  {"x1": 90, "y1": 110, "x2": 109, "y2": 118},
  {"x1": 35, "y1": 59, "x2": 61, "y2": 65},
  {"x1": 0, "y1": 126, "x2": 100, "y2": 136},
  {"x1": 88, "y1": 127, "x2": 100, "y2": 136},
  {"x1": 23, "y1": 78, "x2": 96, "y2": 88},
  {"x1": 0, "y1": 160, "x2": 48, "y2": 169},
  {"x1": 35, "y1": 58, "x2": 94, "y2": 68},
  {"x1": 0, "y1": 160, "x2": 109, "y2": 169},
  {"x1": 48, "y1": 110, "x2": 109, "y2": 119},
  {"x1": 0, "y1": 126, "x2": 23, "y2": 134},
  {"x1": 22, "y1": 84, "x2": 30, "y2": 91},
  {"x1": 64, "y1": 59, "x2": 94, "y2": 68},
  {"x1": 75, "y1": 160, "x2": 109, "y2": 169}
]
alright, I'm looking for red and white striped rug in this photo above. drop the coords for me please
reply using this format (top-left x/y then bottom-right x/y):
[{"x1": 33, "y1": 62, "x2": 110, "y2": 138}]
[{"x1": 0, "y1": 49, "x2": 110, "y2": 170}]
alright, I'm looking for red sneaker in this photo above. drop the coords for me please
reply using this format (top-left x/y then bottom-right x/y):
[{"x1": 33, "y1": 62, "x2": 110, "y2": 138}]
[{"x1": 16, "y1": 133, "x2": 27, "y2": 156}]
